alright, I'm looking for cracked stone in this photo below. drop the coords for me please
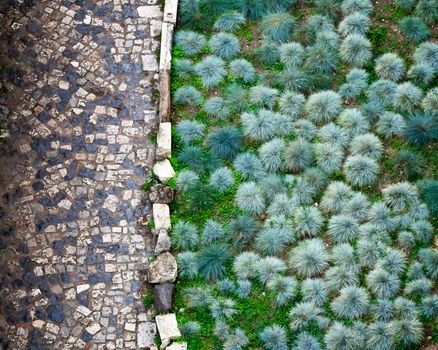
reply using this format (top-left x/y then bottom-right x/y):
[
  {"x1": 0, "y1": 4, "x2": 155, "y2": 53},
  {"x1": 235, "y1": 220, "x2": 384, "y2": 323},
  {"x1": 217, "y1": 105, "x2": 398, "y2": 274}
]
[
  {"x1": 155, "y1": 314, "x2": 180, "y2": 341},
  {"x1": 153, "y1": 203, "x2": 171, "y2": 230},
  {"x1": 137, "y1": 322, "x2": 156, "y2": 348},
  {"x1": 155, "y1": 229, "x2": 171, "y2": 254},
  {"x1": 153, "y1": 159, "x2": 175, "y2": 182},
  {"x1": 148, "y1": 252, "x2": 177, "y2": 284},
  {"x1": 149, "y1": 184, "x2": 174, "y2": 204},
  {"x1": 153, "y1": 283, "x2": 174, "y2": 313}
]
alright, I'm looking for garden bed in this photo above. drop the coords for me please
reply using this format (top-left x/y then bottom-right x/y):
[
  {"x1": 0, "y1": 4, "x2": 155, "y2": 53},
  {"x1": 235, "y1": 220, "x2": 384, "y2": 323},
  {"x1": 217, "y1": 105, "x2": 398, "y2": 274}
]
[{"x1": 164, "y1": 0, "x2": 438, "y2": 348}]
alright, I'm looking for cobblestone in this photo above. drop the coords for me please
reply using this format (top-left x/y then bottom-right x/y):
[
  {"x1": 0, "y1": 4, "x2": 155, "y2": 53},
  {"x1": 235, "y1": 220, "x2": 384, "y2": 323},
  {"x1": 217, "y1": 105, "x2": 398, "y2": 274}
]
[{"x1": 0, "y1": 0, "x2": 162, "y2": 348}]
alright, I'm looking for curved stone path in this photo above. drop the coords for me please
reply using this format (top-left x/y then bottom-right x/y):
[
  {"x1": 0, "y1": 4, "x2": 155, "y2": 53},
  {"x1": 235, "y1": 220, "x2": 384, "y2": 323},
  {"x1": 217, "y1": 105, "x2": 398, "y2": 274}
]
[{"x1": 0, "y1": 1, "x2": 161, "y2": 349}]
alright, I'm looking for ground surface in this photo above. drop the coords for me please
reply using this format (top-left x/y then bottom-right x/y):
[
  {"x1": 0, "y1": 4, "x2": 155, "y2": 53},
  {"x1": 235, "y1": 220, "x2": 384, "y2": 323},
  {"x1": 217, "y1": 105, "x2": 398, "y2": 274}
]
[{"x1": 0, "y1": 1, "x2": 161, "y2": 349}]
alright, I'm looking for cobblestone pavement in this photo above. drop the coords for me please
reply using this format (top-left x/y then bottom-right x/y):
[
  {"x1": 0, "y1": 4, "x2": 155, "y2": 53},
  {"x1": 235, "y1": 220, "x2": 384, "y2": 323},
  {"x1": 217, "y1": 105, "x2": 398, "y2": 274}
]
[{"x1": 0, "y1": 1, "x2": 162, "y2": 349}]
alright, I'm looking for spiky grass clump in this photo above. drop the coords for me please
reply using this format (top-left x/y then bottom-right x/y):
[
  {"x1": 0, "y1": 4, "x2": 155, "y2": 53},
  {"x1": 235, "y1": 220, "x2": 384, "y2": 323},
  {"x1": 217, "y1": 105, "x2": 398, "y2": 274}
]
[
  {"x1": 255, "y1": 39, "x2": 281, "y2": 65},
  {"x1": 293, "y1": 206, "x2": 324, "y2": 238},
  {"x1": 337, "y1": 108, "x2": 369, "y2": 137},
  {"x1": 204, "y1": 97, "x2": 230, "y2": 120},
  {"x1": 202, "y1": 220, "x2": 225, "y2": 246},
  {"x1": 314, "y1": 143, "x2": 343, "y2": 174},
  {"x1": 410, "y1": 63, "x2": 435, "y2": 85},
  {"x1": 415, "y1": 0, "x2": 438, "y2": 24},
  {"x1": 400, "y1": 16, "x2": 430, "y2": 42},
  {"x1": 259, "y1": 138, "x2": 285, "y2": 173},
  {"x1": 367, "y1": 202, "x2": 396, "y2": 232},
  {"x1": 233, "y1": 251, "x2": 260, "y2": 280},
  {"x1": 392, "y1": 82, "x2": 423, "y2": 113},
  {"x1": 209, "y1": 167, "x2": 234, "y2": 193},
  {"x1": 176, "y1": 120, "x2": 205, "y2": 144},
  {"x1": 303, "y1": 167, "x2": 329, "y2": 193},
  {"x1": 340, "y1": 34, "x2": 372, "y2": 67},
  {"x1": 375, "y1": 53, "x2": 405, "y2": 81},
  {"x1": 325, "y1": 266, "x2": 359, "y2": 291},
  {"x1": 377, "y1": 249, "x2": 406, "y2": 275},
  {"x1": 338, "y1": 12, "x2": 370, "y2": 36},
  {"x1": 250, "y1": 86, "x2": 279, "y2": 109},
  {"x1": 318, "y1": 123, "x2": 350, "y2": 148},
  {"x1": 321, "y1": 181, "x2": 353, "y2": 214},
  {"x1": 405, "y1": 278, "x2": 432, "y2": 297},
  {"x1": 331, "y1": 286, "x2": 369, "y2": 319},
  {"x1": 268, "y1": 194, "x2": 295, "y2": 217},
  {"x1": 175, "y1": 58, "x2": 195, "y2": 79},
  {"x1": 343, "y1": 155, "x2": 379, "y2": 187},
  {"x1": 260, "y1": 11, "x2": 295, "y2": 43},
  {"x1": 366, "y1": 268, "x2": 401, "y2": 298},
  {"x1": 279, "y1": 91, "x2": 305, "y2": 118},
  {"x1": 235, "y1": 182, "x2": 265, "y2": 215},
  {"x1": 422, "y1": 295, "x2": 438, "y2": 318},
  {"x1": 172, "y1": 221, "x2": 199, "y2": 250},
  {"x1": 230, "y1": 59, "x2": 256, "y2": 83},
  {"x1": 304, "y1": 15, "x2": 335, "y2": 43},
  {"x1": 276, "y1": 67, "x2": 309, "y2": 92},
  {"x1": 284, "y1": 139, "x2": 314, "y2": 173},
  {"x1": 267, "y1": 276, "x2": 298, "y2": 306},
  {"x1": 176, "y1": 170, "x2": 200, "y2": 191},
  {"x1": 339, "y1": 68, "x2": 369, "y2": 99},
  {"x1": 294, "y1": 119, "x2": 317, "y2": 141},
  {"x1": 316, "y1": 30, "x2": 340, "y2": 49},
  {"x1": 406, "y1": 113, "x2": 438, "y2": 147},
  {"x1": 382, "y1": 182, "x2": 418, "y2": 212},
  {"x1": 289, "y1": 302, "x2": 329, "y2": 332},
  {"x1": 294, "y1": 332, "x2": 322, "y2": 350},
  {"x1": 289, "y1": 239, "x2": 329, "y2": 277},
  {"x1": 341, "y1": 0, "x2": 373, "y2": 15},
  {"x1": 184, "y1": 286, "x2": 213, "y2": 308},
  {"x1": 241, "y1": 111, "x2": 276, "y2": 141},
  {"x1": 419, "y1": 248, "x2": 438, "y2": 279},
  {"x1": 418, "y1": 179, "x2": 438, "y2": 215},
  {"x1": 175, "y1": 31, "x2": 207, "y2": 56},
  {"x1": 209, "y1": 32, "x2": 240, "y2": 59},
  {"x1": 350, "y1": 133, "x2": 382, "y2": 161},
  {"x1": 256, "y1": 228, "x2": 288, "y2": 256},
  {"x1": 255, "y1": 256, "x2": 287, "y2": 284},
  {"x1": 180, "y1": 321, "x2": 201, "y2": 337},
  {"x1": 304, "y1": 43, "x2": 339, "y2": 74},
  {"x1": 367, "y1": 79, "x2": 397, "y2": 107},
  {"x1": 376, "y1": 112, "x2": 406, "y2": 139},
  {"x1": 305, "y1": 90, "x2": 342, "y2": 125},
  {"x1": 395, "y1": 0, "x2": 416, "y2": 9},
  {"x1": 389, "y1": 318, "x2": 423, "y2": 347},
  {"x1": 237, "y1": 0, "x2": 267, "y2": 20},
  {"x1": 198, "y1": 244, "x2": 230, "y2": 281},
  {"x1": 372, "y1": 299, "x2": 394, "y2": 322},
  {"x1": 208, "y1": 126, "x2": 242, "y2": 159},
  {"x1": 422, "y1": 87, "x2": 438, "y2": 113},
  {"x1": 214, "y1": 11, "x2": 246, "y2": 32},
  {"x1": 224, "y1": 83, "x2": 249, "y2": 112},
  {"x1": 195, "y1": 55, "x2": 226, "y2": 88},
  {"x1": 223, "y1": 329, "x2": 250, "y2": 350},
  {"x1": 259, "y1": 325, "x2": 289, "y2": 350},
  {"x1": 341, "y1": 192, "x2": 370, "y2": 222},
  {"x1": 236, "y1": 279, "x2": 252, "y2": 298},
  {"x1": 366, "y1": 322, "x2": 394, "y2": 350},
  {"x1": 174, "y1": 86, "x2": 203, "y2": 106},
  {"x1": 178, "y1": 252, "x2": 199, "y2": 280},
  {"x1": 332, "y1": 243, "x2": 357, "y2": 268},
  {"x1": 227, "y1": 215, "x2": 258, "y2": 248},
  {"x1": 280, "y1": 42, "x2": 305, "y2": 68},
  {"x1": 301, "y1": 279, "x2": 328, "y2": 306},
  {"x1": 324, "y1": 322, "x2": 362, "y2": 350},
  {"x1": 328, "y1": 215, "x2": 359, "y2": 243},
  {"x1": 261, "y1": 175, "x2": 286, "y2": 201},
  {"x1": 414, "y1": 42, "x2": 438, "y2": 71},
  {"x1": 410, "y1": 219, "x2": 433, "y2": 244},
  {"x1": 210, "y1": 298, "x2": 237, "y2": 320},
  {"x1": 234, "y1": 153, "x2": 265, "y2": 181}
]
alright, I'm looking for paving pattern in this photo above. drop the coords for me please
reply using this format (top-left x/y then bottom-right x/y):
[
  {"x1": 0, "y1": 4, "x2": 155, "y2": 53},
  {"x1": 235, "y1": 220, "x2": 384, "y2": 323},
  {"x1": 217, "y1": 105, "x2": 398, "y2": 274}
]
[{"x1": 0, "y1": 1, "x2": 162, "y2": 348}]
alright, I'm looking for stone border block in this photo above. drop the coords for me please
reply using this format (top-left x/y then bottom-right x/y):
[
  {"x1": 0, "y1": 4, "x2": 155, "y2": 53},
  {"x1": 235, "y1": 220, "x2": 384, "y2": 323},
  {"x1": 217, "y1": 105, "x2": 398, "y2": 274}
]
[
  {"x1": 153, "y1": 203, "x2": 171, "y2": 230},
  {"x1": 163, "y1": 0, "x2": 178, "y2": 24},
  {"x1": 153, "y1": 159, "x2": 175, "y2": 182},
  {"x1": 156, "y1": 314, "x2": 181, "y2": 341},
  {"x1": 156, "y1": 122, "x2": 172, "y2": 160}
]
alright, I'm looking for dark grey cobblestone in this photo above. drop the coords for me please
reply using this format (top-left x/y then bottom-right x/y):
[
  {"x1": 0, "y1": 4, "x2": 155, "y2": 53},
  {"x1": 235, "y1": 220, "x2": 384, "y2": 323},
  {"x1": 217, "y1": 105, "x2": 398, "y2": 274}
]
[{"x1": 0, "y1": 0, "x2": 162, "y2": 348}]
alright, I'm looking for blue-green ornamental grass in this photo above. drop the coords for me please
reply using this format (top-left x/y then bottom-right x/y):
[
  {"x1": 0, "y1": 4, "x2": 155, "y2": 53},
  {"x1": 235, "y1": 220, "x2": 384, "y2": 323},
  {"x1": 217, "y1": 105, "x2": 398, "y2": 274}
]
[{"x1": 169, "y1": 1, "x2": 438, "y2": 348}]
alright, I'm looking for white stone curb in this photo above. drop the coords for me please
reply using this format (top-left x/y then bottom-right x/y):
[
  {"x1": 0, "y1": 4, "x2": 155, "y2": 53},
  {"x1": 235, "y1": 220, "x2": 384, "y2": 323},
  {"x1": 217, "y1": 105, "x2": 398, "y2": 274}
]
[{"x1": 149, "y1": 1, "x2": 183, "y2": 348}]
